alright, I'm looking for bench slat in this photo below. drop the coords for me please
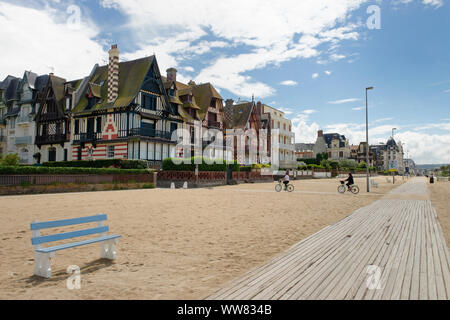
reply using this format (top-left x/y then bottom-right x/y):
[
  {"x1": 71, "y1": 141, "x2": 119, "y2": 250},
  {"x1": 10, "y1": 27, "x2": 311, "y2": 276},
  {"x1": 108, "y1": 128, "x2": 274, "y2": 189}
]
[
  {"x1": 30, "y1": 214, "x2": 107, "y2": 231},
  {"x1": 32, "y1": 226, "x2": 109, "y2": 245},
  {"x1": 35, "y1": 235, "x2": 121, "y2": 253}
]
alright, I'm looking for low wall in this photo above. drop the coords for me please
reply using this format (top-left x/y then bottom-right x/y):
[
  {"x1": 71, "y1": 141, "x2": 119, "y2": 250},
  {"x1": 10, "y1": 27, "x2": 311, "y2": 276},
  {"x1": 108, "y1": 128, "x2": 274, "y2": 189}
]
[
  {"x1": 157, "y1": 170, "x2": 272, "y2": 188},
  {"x1": 0, "y1": 173, "x2": 157, "y2": 187}
]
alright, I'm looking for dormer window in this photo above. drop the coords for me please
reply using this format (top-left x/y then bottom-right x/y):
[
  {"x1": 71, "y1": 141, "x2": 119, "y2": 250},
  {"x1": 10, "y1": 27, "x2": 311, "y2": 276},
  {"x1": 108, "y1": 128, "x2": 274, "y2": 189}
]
[{"x1": 210, "y1": 99, "x2": 216, "y2": 109}]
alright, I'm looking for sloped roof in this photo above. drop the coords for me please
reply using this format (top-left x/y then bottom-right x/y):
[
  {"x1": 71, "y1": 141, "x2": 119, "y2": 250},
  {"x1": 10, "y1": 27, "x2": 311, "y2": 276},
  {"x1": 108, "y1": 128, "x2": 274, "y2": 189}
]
[
  {"x1": 4, "y1": 77, "x2": 21, "y2": 102},
  {"x1": 223, "y1": 102, "x2": 254, "y2": 129},
  {"x1": 323, "y1": 133, "x2": 347, "y2": 148},
  {"x1": 72, "y1": 56, "x2": 154, "y2": 113},
  {"x1": 24, "y1": 71, "x2": 38, "y2": 90},
  {"x1": 34, "y1": 75, "x2": 50, "y2": 94},
  {"x1": 190, "y1": 83, "x2": 223, "y2": 120}
]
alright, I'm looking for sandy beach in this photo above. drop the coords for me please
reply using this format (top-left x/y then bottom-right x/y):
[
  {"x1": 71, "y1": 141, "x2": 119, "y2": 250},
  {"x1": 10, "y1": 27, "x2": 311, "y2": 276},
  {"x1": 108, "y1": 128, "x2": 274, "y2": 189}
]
[
  {"x1": 429, "y1": 180, "x2": 450, "y2": 247},
  {"x1": 0, "y1": 176, "x2": 405, "y2": 300}
]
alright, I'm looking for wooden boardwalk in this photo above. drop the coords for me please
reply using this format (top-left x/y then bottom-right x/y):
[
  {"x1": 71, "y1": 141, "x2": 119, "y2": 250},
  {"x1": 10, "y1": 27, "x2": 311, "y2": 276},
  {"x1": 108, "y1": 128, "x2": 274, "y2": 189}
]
[{"x1": 207, "y1": 178, "x2": 450, "y2": 300}]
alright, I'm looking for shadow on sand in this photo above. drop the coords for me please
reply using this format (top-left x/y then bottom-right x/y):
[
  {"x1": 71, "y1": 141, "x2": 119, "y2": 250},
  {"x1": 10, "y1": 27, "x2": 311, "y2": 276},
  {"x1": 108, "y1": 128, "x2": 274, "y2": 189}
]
[{"x1": 23, "y1": 259, "x2": 115, "y2": 285}]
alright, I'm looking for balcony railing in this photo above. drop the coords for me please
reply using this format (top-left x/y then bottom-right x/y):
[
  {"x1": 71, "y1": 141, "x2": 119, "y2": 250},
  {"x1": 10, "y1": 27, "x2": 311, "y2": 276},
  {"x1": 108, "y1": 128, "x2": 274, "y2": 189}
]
[
  {"x1": 128, "y1": 128, "x2": 173, "y2": 140},
  {"x1": 73, "y1": 132, "x2": 102, "y2": 144},
  {"x1": 36, "y1": 134, "x2": 67, "y2": 146},
  {"x1": 15, "y1": 136, "x2": 32, "y2": 145},
  {"x1": 207, "y1": 120, "x2": 221, "y2": 128},
  {"x1": 16, "y1": 114, "x2": 31, "y2": 124}
]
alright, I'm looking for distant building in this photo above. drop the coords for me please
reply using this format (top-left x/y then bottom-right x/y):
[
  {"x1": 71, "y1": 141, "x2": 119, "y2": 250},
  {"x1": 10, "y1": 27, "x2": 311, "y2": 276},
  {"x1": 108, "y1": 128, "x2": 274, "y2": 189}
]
[
  {"x1": 403, "y1": 159, "x2": 416, "y2": 174},
  {"x1": 295, "y1": 143, "x2": 315, "y2": 159},
  {"x1": 262, "y1": 104, "x2": 296, "y2": 168},
  {"x1": 371, "y1": 137, "x2": 405, "y2": 173},
  {"x1": 313, "y1": 130, "x2": 351, "y2": 160}
]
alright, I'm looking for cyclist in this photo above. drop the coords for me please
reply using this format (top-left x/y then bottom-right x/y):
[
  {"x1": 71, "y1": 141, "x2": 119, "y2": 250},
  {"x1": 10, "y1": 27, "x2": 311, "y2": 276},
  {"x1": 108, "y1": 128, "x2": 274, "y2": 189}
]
[
  {"x1": 283, "y1": 170, "x2": 290, "y2": 191},
  {"x1": 345, "y1": 172, "x2": 354, "y2": 191}
]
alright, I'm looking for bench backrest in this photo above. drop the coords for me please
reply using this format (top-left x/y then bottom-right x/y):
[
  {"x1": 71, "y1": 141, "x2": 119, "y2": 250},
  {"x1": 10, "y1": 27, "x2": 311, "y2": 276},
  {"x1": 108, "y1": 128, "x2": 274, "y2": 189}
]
[{"x1": 31, "y1": 214, "x2": 108, "y2": 247}]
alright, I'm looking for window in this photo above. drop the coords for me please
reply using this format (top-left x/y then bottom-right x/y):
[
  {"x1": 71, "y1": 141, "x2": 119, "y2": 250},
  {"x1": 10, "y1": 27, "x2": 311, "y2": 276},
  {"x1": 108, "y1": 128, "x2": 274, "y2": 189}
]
[
  {"x1": 9, "y1": 118, "x2": 15, "y2": 129},
  {"x1": 96, "y1": 117, "x2": 102, "y2": 133},
  {"x1": 107, "y1": 146, "x2": 115, "y2": 158},
  {"x1": 74, "y1": 119, "x2": 79, "y2": 134},
  {"x1": 210, "y1": 99, "x2": 216, "y2": 108},
  {"x1": 142, "y1": 93, "x2": 157, "y2": 111}
]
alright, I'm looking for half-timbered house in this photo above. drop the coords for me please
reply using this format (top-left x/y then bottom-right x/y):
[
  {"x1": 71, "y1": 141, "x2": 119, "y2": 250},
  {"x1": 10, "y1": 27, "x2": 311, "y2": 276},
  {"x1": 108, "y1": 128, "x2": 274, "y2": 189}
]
[
  {"x1": 162, "y1": 69, "x2": 226, "y2": 160},
  {"x1": 70, "y1": 45, "x2": 183, "y2": 168},
  {"x1": 223, "y1": 99, "x2": 264, "y2": 165},
  {"x1": 34, "y1": 73, "x2": 77, "y2": 163}
]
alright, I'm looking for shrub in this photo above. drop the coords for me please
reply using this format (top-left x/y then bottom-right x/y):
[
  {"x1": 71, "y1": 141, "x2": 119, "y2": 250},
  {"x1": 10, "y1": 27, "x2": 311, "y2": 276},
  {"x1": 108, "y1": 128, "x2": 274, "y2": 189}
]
[
  {"x1": 43, "y1": 160, "x2": 148, "y2": 169},
  {"x1": 162, "y1": 157, "x2": 240, "y2": 172},
  {"x1": 1, "y1": 154, "x2": 20, "y2": 166}
]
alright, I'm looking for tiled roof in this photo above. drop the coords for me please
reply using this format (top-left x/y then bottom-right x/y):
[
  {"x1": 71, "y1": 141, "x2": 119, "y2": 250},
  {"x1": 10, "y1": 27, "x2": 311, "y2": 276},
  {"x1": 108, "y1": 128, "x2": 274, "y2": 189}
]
[
  {"x1": 223, "y1": 102, "x2": 254, "y2": 129},
  {"x1": 72, "y1": 56, "x2": 154, "y2": 113}
]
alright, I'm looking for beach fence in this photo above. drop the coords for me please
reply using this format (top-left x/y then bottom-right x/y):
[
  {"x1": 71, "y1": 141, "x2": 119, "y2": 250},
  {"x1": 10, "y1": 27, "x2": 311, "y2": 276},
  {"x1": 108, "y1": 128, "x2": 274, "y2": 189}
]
[
  {"x1": 0, "y1": 173, "x2": 157, "y2": 187},
  {"x1": 157, "y1": 170, "x2": 273, "y2": 188}
]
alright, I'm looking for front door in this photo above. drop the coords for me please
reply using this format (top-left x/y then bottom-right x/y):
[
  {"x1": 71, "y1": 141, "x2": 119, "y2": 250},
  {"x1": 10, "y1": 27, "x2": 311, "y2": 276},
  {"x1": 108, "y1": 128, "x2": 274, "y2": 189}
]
[{"x1": 48, "y1": 148, "x2": 56, "y2": 162}]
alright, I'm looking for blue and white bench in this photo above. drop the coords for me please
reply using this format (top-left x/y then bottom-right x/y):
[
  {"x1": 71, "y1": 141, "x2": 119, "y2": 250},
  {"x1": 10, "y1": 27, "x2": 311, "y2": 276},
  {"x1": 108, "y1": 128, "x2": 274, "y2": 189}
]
[
  {"x1": 371, "y1": 179, "x2": 379, "y2": 188},
  {"x1": 30, "y1": 214, "x2": 121, "y2": 278}
]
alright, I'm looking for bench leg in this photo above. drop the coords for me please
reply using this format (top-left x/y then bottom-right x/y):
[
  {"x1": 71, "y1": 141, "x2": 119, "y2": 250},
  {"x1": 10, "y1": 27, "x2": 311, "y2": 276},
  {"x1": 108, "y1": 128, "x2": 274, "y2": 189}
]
[
  {"x1": 100, "y1": 239, "x2": 119, "y2": 260},
  {"x1": 34, "y1": 252, "x2": 54, "y2": 278}
]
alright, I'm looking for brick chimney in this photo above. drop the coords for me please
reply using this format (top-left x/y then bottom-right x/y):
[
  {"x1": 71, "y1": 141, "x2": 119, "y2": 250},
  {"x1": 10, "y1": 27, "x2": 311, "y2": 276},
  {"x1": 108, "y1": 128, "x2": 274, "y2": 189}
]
[
  {"x1": 108, "y1": 44, "x2": 120, "y2": 104},
  {"x1": 318, "y1": 130, "x2": 323, "y2": 137},
  {"x1": 167, "y1": 68, "x2": 177, "y2": 82},
  {"x1": 224, "y1": 99, "x2": 234, "y2": 123}
]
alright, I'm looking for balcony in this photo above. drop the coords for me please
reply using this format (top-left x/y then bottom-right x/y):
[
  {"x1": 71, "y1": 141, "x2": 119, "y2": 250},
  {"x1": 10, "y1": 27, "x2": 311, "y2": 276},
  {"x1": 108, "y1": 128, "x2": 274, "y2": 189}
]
[
  {"x1": 15, "y1": 136, "x2": 32, "y2": 145},
  {"x1": 0, "y1": 135, "x2": 6, "y2": 142},
  {"x1": 73, "y1": 132, "x2": 102, "y2": 144},
  {"x1": 16, "y1": 114, "x2": 31, "y2": 125},
  {"x1": 36, "y1": 134, "x2": 67, "y2": 146},
  {"x1": 128, "y1": 128, "x2": 173, "y2": 140},
  {"x1": 207, "y1": 120, "x2": 221, "y2": 128}
]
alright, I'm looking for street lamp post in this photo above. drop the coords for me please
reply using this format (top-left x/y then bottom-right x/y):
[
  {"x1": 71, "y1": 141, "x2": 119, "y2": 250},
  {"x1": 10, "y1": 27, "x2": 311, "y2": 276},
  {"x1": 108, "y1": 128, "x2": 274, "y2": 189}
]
[
  {"x1": 392, "y1": 127, "x2": 397, "y2": 139},
  {"x1": 366, "y1": 87, "x2": 374, "y2": 193}
]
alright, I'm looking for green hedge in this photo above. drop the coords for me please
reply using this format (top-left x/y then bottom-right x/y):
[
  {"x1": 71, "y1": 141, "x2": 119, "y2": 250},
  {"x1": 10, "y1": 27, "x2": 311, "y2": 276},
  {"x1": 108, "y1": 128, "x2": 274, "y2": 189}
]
[
  {"x1": 43, "y1": 160, "x2": 148, "y2": 169},
  {"x1": 0, "y1": 166, "x2": 151, "y2": 175},
  {"x1": 162, "y1": 157, "x2": 240, "y2": 172}
]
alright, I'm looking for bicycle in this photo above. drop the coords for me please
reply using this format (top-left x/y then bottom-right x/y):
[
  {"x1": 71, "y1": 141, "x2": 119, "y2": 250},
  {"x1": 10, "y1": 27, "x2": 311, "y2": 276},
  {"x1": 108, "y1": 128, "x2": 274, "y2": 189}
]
[
  {"x1": 275, "y1": 180, "x2": 294, "y2": 192},
  {"x1": 338, "y1": 180, "x2": 360, "y2": 194}
]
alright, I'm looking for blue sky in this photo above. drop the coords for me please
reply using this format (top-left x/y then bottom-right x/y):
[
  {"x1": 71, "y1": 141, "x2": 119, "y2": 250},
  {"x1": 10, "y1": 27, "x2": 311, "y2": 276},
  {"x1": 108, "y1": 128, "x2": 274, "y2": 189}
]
[{"x1": 0, "y1": 0, "x2": 449, "y2": 163}]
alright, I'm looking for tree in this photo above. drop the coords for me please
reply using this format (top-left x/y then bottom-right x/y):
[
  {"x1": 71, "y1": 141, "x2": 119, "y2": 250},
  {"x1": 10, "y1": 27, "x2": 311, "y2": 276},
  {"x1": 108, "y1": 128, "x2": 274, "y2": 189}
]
[
  {"x1": 358, "y1": 161, "x2": 367, "y2": 169},
  {"x1": 339, "y1": 159, "x2": 356, "y2": 169},
  {"x1": 0, "y1": 154, "x2": 20, "y2": 166}
]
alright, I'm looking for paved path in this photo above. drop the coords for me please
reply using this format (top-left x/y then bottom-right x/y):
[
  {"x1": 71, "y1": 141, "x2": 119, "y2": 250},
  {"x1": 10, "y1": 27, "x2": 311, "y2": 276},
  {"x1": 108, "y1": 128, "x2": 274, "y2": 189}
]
[{"x1": 207, "y1": 178, "x2": 450, "y2": 300}]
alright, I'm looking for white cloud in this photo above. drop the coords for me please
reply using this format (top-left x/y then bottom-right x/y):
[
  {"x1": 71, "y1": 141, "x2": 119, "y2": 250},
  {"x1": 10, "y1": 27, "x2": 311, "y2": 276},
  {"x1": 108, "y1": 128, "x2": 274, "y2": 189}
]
[
  {"x1": 397, "y1": 131, "x2": 450, "y2": 164},
  {"x1": 325, "y1": 70, "x2": 332, "y2": 75},
  {"x1": 303, "y1": 109, "x2": 318, "y2": 115},
  {"x1": 444, "y1": 89, "x2": 450, "y2": 93},
  {"x1": 312, "y1": 73, "x2": 319, "y2": 79},
  {"x1": 0, "y1": 2, "x2": 106, "y2": 81},
  {"x1": 329, "y1": 98, "x2": 361, "y2": 104},
  {"x1": 100, "y1": 0, "x2": 368, "y2": 97},
  {"x1": 422, "y1": 0, "x2": 444, "y2": 8},
  {"x1": 374, "y1": 117, "x2": 394, "y2": 123},
  {"x1": 352, "y1": 106, "x2": 365, "y2": 111},
  {"x1": 279, "y1": 80, "x2": 298, "y2": 86}
]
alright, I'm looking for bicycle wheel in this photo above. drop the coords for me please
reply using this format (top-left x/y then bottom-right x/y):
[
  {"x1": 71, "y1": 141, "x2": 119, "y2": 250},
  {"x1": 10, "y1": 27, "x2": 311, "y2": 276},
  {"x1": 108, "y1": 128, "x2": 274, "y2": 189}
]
[
  {"x1": 351, "y1": 185, "x2": 360, "y2": 194},
  {"x1": 338, "y1": 185, "x2": 346, "y2": 194},
  {"x1": 287, "y1": 184, "x2": 294, "y2": 192},
  {"x1": 275, "y1": 184, "x2": 282, "y2": 192}
]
